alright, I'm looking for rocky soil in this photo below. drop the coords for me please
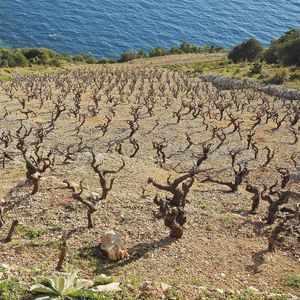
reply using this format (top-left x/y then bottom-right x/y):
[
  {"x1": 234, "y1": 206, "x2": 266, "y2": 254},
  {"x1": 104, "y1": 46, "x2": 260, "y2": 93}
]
[{"x1": 0, "y1": 54, "x2": 299, "y2": 299}]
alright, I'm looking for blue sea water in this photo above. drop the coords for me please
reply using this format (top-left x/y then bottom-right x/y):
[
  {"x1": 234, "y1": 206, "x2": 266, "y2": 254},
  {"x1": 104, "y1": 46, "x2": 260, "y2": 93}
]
[{"x1": 0, "y1": 0, "x2": 299, "y2": 58}]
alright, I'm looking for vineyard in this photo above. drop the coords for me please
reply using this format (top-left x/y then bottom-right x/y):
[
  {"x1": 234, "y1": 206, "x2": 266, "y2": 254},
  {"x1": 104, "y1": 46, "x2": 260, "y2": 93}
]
[{"x1": 0, "y1": 53, "x2": 299, "y2": 299}]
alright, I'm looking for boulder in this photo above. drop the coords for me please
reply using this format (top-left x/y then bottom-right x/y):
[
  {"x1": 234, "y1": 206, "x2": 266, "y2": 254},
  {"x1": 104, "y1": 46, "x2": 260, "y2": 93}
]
[{"x1": 100, "y1": 230, "x2": 128, "y2": 261}]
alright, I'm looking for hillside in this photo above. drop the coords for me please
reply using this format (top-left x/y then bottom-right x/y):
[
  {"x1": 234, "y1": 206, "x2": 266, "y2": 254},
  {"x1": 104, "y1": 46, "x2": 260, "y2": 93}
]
[
  {"x1": 0, "y1": 53, "x2": 299, "y2": 299},
  {"x1": 168, "y1": 59, "x2": 300, "y2": 90}
]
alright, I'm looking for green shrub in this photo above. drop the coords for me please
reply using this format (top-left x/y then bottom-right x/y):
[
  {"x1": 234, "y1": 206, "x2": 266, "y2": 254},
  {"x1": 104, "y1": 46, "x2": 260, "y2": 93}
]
[
  {"x1": 0, "y1": 47, "x2": 76, "y2": 67},
  {"x1": 285, "y1": 275, "x2": 300, "y2": 288},
  {"x1": 98, "y1": 57, "x2": 116, "y2": 64},
  {"x1": 72, "y1": 53, "x2": 86, "y2": 63},
  {"x1": 263, "y1": 47, "x2": 278, "y2": 64},
  {"x1": 0, "y1": 49, "x2": 28, "y2": 67},
  {"x1": 289, "y1": 71, "x2": 300, "y2": 81},
  {"x1": 84, "y1": 53, "x2": 97, "y2": 64},
  {"x1": 0, "y1": 279, "x2": 27, "y2": 300},
  {"x1": 257, "y1": 74, "x2": 265, "y2": 80},
  {"x1": 61, "y1": 53, "x2": 74, "y2": 62},
  {"x1": 169, "y1": 46, "x2": 184, "y2": 54},
  {"x1": 277, "y1": 37, "x2": 300, "y2": 66},
  {"x1": 12, "y1": 51, "x2": 28, "y2": 67},
  {"x1": 202, "y1": 45, "x2": 225, "y2": 53},
  {"x1": 250, "y1": 62, "x2": 263, "y2": 74},
  {"x1": 0, "y1": 40, "x2": 225, "y2": 68},
  {"x1": 22, "y1": 48, "x2": 49, "y2": 64},
  {"x1": 137, "y1": 48, "x2": 148, "y2": 59},
  {"x1": 228, "y1": 38, "x2": 264, "y2": 63},
  {"x1": 30, "y1": 271, "x2": 93, "y2": 299},
  {"x1": 51, "y1": 58, "x2": 63, "y2": 67},
  {"x1": 222, "y1": 214, "x2": 235, "y2": 222},
  {"x1": 179, "y1": 42, "x2": 201, "y2": 53},
  {"x1": 199, "y1": 203, "x2": 209, "y2": 210},
  {"x1": 218, "y1": 59, "x2": 232, "y2": 66},
  {"x1": 263, "y1": 28, "x2": 300, "y2": 66},
  {"x1": 264, "y1": 71, "x2": 287, "y2": 85},
  {"x1": 19, "y1": 225, "x2": 45, "y2": 239},
  {"x1": 119, "y1": 49, "x2": 138, "y2": 62},
  {"x1": 164, "y1": 43, "x2": 224, "y2": 56},
  {"x1": 149, "y1": 46, "x2": 168, "y2": 57}
]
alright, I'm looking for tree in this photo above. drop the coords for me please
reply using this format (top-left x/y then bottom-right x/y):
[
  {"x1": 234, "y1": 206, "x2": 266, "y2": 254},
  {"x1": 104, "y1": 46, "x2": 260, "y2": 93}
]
[
  {"x1": 137, "y1": 49, "x2": 148, "y2": 58},
  {"x1": 149, "y1": 46, "x2": 168, "y2": 57},
  {"x1": 169, "y1": 46, "x2": 184, "y2": 54},
  {"x1": 119, "y1": 49, "x2": 138, "y2": 62},
  {"x1": 73, "y1": 53, "x2": 85, "y2": 63},
  {"x1": 84, "y1": 53, "x2": 97, "y2": 64},
  {"x1": 276, "y1": 37, "x2": 300, "y2": 66},
  {"x1": 228, "y1": 38, "x2": 263, "y2": 63},
  {"x1": 21, "y1": 48, "x2": 57, "y2": 65},
  {"x1": 263, "y1": 28, "x2": 300, "y2": 65},
  {"x1": 13, "y1": 51, "x2": 28, "y2": 67},
  {"x1": 0, "y1": 49, "x2": 27, "y2": 67},
  {"x1": 179, "y1": 42, "x2": 200, "y2": 53}
]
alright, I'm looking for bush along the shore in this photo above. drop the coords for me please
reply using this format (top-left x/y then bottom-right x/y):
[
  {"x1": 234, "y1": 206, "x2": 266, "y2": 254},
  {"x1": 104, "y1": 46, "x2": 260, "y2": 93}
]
[
  {"x1": 0, "y1": 42, "x2": 225, "y2": 68},
  {"x1": 119, "y1": 42, "x2": 225, "y2": 62},
  {"x1": 228, "y1": 28, "x2": 300, "y2": 67},
  {"x1": 264, "y1": 28, "x2": 300, "y2": 66},
  {"x1": 228, "y1": 38, "x2": 264, "y2": 63},
  {"x1": 0, "y1": 47, "x2": 117, "y2": 68}
]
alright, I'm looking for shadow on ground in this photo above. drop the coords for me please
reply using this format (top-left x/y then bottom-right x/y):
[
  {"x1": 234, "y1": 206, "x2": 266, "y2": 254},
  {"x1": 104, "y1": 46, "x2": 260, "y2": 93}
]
[
  {"x1": 246, "y1": 249, "x2": 268, "y2": 274},
  {"x1": 79, "y1": 236, "x2": 176, "y2": 274}
]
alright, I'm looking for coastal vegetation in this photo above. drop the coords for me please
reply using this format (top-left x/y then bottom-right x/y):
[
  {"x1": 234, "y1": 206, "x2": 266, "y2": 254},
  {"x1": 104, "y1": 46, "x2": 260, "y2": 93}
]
[
  {"x1": 168, "y1": 29, "x2": 300, "y2": 89},
  {"x1": 119, "y1": 43, "x2": 225, "y2": 62},
  {"x1": 0, "y1": 47, "x2": 110, "y2": 68},
  {"x1": 0, "y1": 42, "x2": 225, "y2": 68},
  {"x1": 228, "y1": 38, "x2": 264, "y2": 63},
  {"x1": 167, "y1": 59, "x2": 300, "y2": 89},
  {"x1": 228, "y1": 28, "x2": 300, "y2": 66}
]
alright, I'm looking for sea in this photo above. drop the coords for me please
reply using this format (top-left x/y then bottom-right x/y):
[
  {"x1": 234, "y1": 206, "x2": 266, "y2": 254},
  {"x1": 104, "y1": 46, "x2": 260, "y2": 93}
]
[{"x1": 0, "y1": 0, "x2": 299, "y2": 59}]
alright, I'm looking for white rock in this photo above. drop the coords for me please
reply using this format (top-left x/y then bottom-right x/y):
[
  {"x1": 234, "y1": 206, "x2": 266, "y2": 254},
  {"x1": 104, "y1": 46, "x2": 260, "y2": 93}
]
[
  {"x1": 247, "y1": 286, "x2": 259, "y2": 293},
  {"x1": 0, "y1": 264, "x2": 10, "y2": 270},
  {"x1": 89, "y1": 192, "x2": 100, "y2": 201},
  {"x1": 92, "y1": 282, "x2": 121, "y2": 292},
  {"x1": 287, "y1": 296, "x2": 300, "y2": 300},
  {"x1": 160, "y1": 282, "x2": 172, "y2": 292},
  {"x1": 216, "y1": 288, "x2": 224, "y2": 294},
  {"x1": 30, "y1": 172, "x2": 42, "y2": 180}
]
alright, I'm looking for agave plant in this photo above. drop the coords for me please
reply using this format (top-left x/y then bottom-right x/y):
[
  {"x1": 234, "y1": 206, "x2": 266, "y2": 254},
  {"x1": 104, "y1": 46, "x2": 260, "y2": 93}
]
[{"x1": 30, "y1": 271, "x2": 93, "y2": 300}]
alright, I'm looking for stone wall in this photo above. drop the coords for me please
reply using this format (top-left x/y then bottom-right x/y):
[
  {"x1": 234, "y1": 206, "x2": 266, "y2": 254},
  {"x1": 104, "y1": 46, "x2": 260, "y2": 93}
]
[{"x1": 197, "y1": 73, "x2": 300, "y2": 100}]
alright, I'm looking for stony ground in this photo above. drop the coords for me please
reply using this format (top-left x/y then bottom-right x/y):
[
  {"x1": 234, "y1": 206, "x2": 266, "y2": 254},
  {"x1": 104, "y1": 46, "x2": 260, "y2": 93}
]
[{"x1": 0, "y1": 54, "x2": 299, "y2": 299}]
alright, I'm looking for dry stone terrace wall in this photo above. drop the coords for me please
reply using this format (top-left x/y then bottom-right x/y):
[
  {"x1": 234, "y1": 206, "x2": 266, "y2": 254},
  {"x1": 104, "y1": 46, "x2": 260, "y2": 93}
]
[{"x1": 197, "y1": 73, "x2": 300, "y2": 101}]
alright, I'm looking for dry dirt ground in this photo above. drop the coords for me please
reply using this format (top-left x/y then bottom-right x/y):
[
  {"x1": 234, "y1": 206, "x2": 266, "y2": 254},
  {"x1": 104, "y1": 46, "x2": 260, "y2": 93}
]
[
  {"x1": 0, "y1": 53, "x2": 299, "y2": 299},
  {"x1": 130, "y1": 52, "x2": 226, "y2": 66}
]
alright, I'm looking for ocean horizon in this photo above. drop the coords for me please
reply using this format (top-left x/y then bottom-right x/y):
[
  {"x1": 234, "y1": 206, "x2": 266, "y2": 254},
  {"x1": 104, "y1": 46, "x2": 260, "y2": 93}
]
[{"x1": 0, "y1": 0, "x2": 299, "y2": 58}]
